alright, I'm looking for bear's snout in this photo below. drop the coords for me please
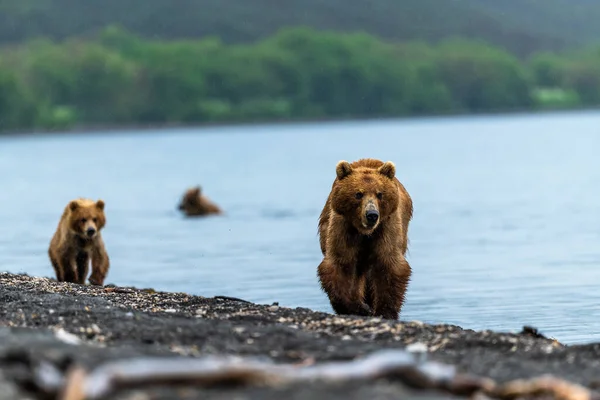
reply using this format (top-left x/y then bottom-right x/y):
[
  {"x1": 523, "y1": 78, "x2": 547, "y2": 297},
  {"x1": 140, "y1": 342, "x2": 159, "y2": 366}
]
[
  {"x1": 365, "y1": 209, "x2": 379, "y2": 226},
  {"x1": 362, "y1": 200, "x2": 380, "y2": 229},
  {"x1": 86, "y1": 227, "x2": 97, "y2": 238}
]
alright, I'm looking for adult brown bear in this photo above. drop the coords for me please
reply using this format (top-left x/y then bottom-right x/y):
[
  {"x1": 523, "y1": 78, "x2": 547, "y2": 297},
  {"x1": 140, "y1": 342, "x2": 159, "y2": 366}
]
[{"x1": 317, "y1": 158, "x2": 413, "y2": 320}]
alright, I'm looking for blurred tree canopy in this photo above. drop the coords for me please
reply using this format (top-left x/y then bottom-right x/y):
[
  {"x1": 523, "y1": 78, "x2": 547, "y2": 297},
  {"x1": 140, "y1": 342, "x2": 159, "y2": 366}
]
[
  {"x1": 3, "y1": 0, "x2": 600, "y2": 58},
  {"x1": 0, "y1": 26, "x2": 598, "y2": 132}
]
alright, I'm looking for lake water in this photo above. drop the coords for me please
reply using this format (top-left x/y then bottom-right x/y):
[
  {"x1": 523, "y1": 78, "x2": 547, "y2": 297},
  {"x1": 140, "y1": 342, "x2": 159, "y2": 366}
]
[{"x1": 1, "y1": 110, "x2": 600, "y2": 345}]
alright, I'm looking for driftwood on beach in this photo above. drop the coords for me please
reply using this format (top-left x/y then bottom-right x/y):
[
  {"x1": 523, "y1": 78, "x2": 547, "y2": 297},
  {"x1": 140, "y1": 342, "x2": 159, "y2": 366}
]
[{"x1": 0, "y1": 272, "x2": 598, "y2": 400}]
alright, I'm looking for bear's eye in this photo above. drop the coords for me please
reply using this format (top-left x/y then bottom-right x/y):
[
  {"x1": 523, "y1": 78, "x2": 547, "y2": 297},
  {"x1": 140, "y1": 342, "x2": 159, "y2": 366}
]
[
  {"x1": 92, "y1": 218, "x2": 97, "y2": 223},
  {"x1": 355, "y1": 192, "x2": 363, "y2": 200},
  {"x1": 377, "y1": 192, "x2": 383, "y2": 200},
  {"x1": 80, "y1": 218, "x2": 87, "y2": 223}
]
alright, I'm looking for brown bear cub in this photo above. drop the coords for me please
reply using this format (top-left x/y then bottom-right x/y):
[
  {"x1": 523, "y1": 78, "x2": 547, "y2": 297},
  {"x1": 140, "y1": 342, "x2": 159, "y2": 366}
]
[
  {"x1": 48, "y1": 198, "x2": 110, "y2": 286},
  {"x1": 317, "y1": 158, "x2": 413, "y2": 320},
  {"x1": 178, "y1": 186, "x2": 223, "y2": 217}
]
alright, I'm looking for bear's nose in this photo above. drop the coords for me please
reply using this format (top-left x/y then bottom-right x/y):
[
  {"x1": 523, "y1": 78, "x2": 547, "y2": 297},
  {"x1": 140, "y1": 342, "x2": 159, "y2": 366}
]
[
  {"x1": 86, "y1": 227, "x2": 96, "y2": 237},
  {"x1": 365, "y1": 210, "x2": 379, "y2": 225}
]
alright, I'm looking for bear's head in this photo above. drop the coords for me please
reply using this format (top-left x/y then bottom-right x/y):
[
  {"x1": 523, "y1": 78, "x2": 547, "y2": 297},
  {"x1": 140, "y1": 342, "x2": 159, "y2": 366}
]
[
  {"x1": 331, "y1": 160, "x2": 399, "y2": 235},
  {"x1": 68, "y1": 199, "x2": 106, "y2": 239},
  {"x1": 178, "y1": 186, "x2": 202, "y2": 212}
]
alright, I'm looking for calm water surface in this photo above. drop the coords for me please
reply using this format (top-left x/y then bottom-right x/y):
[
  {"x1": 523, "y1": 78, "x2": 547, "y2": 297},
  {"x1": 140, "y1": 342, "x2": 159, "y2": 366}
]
[{"x1": 2, "y1": 111, "x2": 600, "y2": 345}]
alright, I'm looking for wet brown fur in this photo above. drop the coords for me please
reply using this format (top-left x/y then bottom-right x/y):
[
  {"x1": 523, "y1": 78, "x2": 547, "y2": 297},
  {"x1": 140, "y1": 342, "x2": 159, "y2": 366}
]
[
  {"x1": 178, "y1": 186, "x2": 223, "y2": 217},
  {"x1": 48, "y1": 198, "x2": 110, "y2": 286},
  {"x1": 317, "y1": 158, "x2": 413, "y2": 320}
]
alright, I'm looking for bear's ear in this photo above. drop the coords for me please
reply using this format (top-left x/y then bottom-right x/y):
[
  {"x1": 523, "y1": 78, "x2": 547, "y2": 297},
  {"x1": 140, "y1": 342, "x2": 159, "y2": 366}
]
[
  {"x1": 69, "y1": 201, "x2": 79, "y2": 211},
  {"x1": 96, "y1": 200, "x2": 105, "y2": 210},
  {"x1": 378, "y1": 161, "x2": 396, "y2": 180},
  {"x1": 192, "y1": 186, "x2": 201, "y2": 196},
  {"x1": 336, "y1": 161, "x2": 353, "y2": 180}
]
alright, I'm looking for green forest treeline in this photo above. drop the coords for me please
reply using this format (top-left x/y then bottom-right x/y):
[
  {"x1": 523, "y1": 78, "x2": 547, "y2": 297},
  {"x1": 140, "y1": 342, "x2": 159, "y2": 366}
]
[{"x1": 0, "y1": 26, "x2": 598, "y2": 132}]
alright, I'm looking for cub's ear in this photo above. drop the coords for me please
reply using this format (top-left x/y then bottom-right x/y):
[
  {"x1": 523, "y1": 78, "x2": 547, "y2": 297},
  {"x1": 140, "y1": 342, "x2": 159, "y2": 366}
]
[
  {"x1": 378, "y1": 161, "x2": 396, "y2": 179},
  {"x1": 69, "y1": 201, "x2": 79, "y2": 211},
  {"x1": 335, "y1": 160, "x2": 353, "y2": 180},
  {"x1": 187, "y1": 186, "x2": 201, "y2": 197},
  {"x1": 96, "y1": 200, "x2": 105, "y2": 210}
]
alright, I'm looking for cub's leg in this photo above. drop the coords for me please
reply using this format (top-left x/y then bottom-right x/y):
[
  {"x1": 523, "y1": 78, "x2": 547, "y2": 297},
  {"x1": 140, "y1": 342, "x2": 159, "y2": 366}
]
[
  {"x1": 49, "y1": 250, "x2": 64, "y2": 282},
  {"x1": 60, "y1": 254, "x2": 78, "y2": 283},
  {"x1": 75, "y1": 251, "x2": 90, "y2": 285},
  {"x1": 89, "y1": 244, "x2": 110, "y2": 286}
]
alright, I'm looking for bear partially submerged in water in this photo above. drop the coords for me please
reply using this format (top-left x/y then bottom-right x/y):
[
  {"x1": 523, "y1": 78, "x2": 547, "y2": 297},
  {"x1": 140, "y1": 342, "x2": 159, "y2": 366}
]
[{"x1": 178, "y1": 186, "x2": 223, "y2": 217}]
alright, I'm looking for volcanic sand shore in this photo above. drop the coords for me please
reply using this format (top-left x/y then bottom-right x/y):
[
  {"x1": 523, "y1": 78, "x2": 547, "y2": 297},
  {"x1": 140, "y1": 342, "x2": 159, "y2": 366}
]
[{"x1": 0, "y1": 272, "x2": 598, "y2": 400}]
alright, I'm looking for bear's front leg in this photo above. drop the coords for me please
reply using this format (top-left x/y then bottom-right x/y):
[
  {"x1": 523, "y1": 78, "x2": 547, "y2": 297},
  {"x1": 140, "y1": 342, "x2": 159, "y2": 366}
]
[
  {"x1": 89, "y1": 244, "x2": 110, "y2": 286},
  {"x1": 75, "y1": 252, "x2": 90, "y2": 285},
  {"x1": 318, "y1": 258, "x2": 371, "y2": 316},
  {"x1": 369, "y1": 257, "x2": 411, "y2": 320},
  {"x1": 49, "y1": 252, "x2": 64, "y2": 282},
  {"x1": 60, "y1": 255, "x2": 79, "y2": 283}
]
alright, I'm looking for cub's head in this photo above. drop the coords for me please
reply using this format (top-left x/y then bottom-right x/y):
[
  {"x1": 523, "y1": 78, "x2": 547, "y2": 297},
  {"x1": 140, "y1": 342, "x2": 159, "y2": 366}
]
[
  {"x1": 178, "y1": 186, "x2": 202, "y2": 212},
  {"x1": 68, "y1": 199, "x2": 106, "y2": 239},
  {"x1": 331, "y1": 160, "x2": 400, "y2": 235}
]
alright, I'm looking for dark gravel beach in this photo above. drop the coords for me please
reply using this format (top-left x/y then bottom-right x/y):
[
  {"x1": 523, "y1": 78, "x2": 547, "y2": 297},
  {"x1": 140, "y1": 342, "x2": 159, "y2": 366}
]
[{"x1": 0, "y1": 272, "x2": 598, "y2": 400}]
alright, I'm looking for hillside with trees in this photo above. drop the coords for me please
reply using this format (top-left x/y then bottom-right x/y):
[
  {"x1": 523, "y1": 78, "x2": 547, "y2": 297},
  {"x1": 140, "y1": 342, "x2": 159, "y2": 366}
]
[
  {"x1": 0, "y1": 25, "x2": 597, "y2": 133},
  {"x1": 2, "y1": 0, "x2": 600, "y2": 57},
  {"x1": 0, "y1": 1, "x2": 599, "y2": 133}
]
